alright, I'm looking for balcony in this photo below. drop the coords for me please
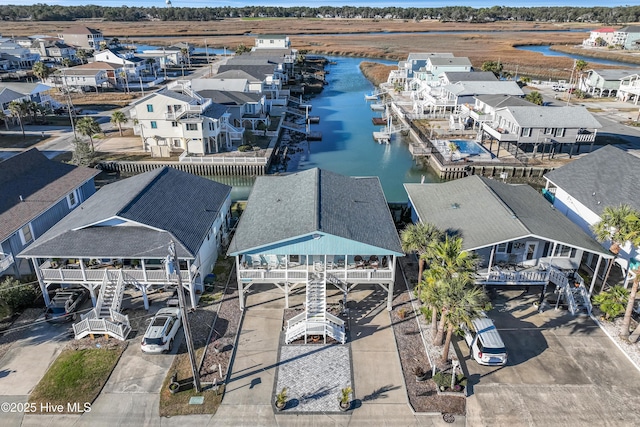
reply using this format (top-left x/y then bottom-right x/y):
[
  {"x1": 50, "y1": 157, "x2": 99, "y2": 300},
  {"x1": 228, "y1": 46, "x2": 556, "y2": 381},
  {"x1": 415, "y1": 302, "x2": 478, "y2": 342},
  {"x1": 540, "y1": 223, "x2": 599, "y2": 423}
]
[
  {"x1": 481, "y1": 122, "x2": 518, "y2": 142},
  {"x1": 0, "y1": 253, "x2": 14, "y2": 273}
]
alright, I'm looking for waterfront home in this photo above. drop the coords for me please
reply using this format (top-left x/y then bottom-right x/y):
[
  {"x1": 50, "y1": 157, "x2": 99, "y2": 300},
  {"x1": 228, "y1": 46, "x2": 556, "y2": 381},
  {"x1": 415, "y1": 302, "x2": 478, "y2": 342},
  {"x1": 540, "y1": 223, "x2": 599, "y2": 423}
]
[
  {"x1": 581, "y1": 68, "x2": 640, "y2": 98},
  {"x1": 254, "y1": 34, "x2": 290, "y2": 50},
  {"x1": 544, "y1": 145, "x2": 640, "y2": 287},
  {"x1": 415, "y1": 80, "x2": 524, "y2": 115},
  {"x1": 58, "y1": 25, "x2": 104, "y2": 51},
  {"x1": 197, "y1": 89, "x2": 268, "y2": 130},
  {"x1": 47, "y1": 62, "x2": 116, "y2": 92},
  {"x1": 130, "y1": 83, "x2": 243, "y2": 156},
  {"x1": 612, "y1": 25, "x2": 640, "y2": 50},
  {"x1": 93, "y1": 48, "x2": 146, "y2": 83},
  {"x1": 405, "y1": 176, "x2": 613, "y2": 313},
  {"x1": 479, "y1": 105, "x2": 601, "y2": 160},
  {"x1": 385, "y1": 52, "x2": 454, "y2": 89},
  {"x1": 218, "y1": 59, "x2": 286, "y2": 93},
  {"x1": 617, "y1": 73, "x2": 640, "y2": 104},
  {"x1": 583, "y1": 27, "x2": 617, "y2": 47},
  {"x1": 0, "y1": 39, "x2": 40, "y2": 69},
  {"x1": 460, "y1": 94, "x2": 534, "y2": 129},
  {"x1": 192, "y1": 72, "x2": 258, "y2": 93},
  {"x1": 20, "y1": 167, "x2": 232, "y2": 340},
  {"x1": 228, "y1": 168, "x2": 403, "y2": 343},
  {"x1": 1, "y1": 149, "x2": 98, "y2": 277}
]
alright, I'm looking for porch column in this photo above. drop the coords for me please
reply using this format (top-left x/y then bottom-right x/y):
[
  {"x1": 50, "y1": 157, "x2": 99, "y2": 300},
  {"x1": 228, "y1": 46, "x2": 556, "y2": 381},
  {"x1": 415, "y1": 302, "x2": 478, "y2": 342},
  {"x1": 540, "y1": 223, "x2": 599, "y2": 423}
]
[
  {"x1": 80, "y1": 258, "x2": 87, "y2": 281},
  {"x1": 589, "y1": 255, "x2": 603, "y2": 296},
  {"x1": 387, "y1": 256, "x2": 397, "y2": 311},
  {"x1": 189, "y1": 280, "x2": 196, "y2": 309},
  {"x1": 487, "y1": 245, "x2": 496, "y2": 272},
  {"x1": 141, "y1": 286, "x2": 149, "y2": 310},
  {"x1": 284, "y1": 282, "x2": 289, "y2": 309},
  {"x1": 141, "y1": 259, "x2": 148, "y2": 282},
  {"x1": 89, "y1": 285, "x2": 97, "y2": 306},
  {"x1": 33, "y1": 258, "x2": 50, "y2": 307},
  {"x1": 237, "y1": 256, "x2": 245, "y2": 310}
]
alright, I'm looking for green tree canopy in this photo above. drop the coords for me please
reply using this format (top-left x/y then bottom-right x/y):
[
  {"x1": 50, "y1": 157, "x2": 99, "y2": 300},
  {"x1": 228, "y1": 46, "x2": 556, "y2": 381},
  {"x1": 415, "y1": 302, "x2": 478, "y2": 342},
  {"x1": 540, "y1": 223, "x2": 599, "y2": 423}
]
[
  {"x1": 525, "y1": 90, "x2": 544, "y2": 105},
  {"x1": 76, "y1": 116, "x2": 101, "y2": 150},
  {"x1": 110, "y1": 110, "x2": 128, "y2": 136}
]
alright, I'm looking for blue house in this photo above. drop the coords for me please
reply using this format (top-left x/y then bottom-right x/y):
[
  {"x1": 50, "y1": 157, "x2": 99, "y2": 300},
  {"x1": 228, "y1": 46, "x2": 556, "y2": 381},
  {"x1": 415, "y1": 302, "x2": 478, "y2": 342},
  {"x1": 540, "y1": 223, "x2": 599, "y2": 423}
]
[
  {"x1": 227, "y1": 168, "x2": 404, "y2": 344},
  {"x1": 0, "y1": 148, "x2": 99, "y2": 277}
]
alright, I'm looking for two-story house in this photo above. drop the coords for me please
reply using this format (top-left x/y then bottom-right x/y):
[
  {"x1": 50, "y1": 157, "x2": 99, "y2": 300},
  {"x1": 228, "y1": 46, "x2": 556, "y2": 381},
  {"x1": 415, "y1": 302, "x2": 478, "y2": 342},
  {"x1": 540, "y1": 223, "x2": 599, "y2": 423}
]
[
  {"x1": 93, "y1": 48, "x2": 146, "y2": 83},
  {"x1": 543, "y1": 145, "x2": 640, "y2": 288},
  {"x1": 583, "y1": 27, "x2": 617, "y2": 47},
  {"x1": 580, "y1": 68, "x2": 640, "y2": 98},
  {"x1": 0, "y1": 39, "x2": 40, "y2": 69},
  {"x1": 29, "y1": 38, "x2": 76, "y2": 64},
  {"x1": 460, "y1": 94, "x2": 534, "y2": 129},
  {"x1": 197, "y1": 89, "x2": 267, "y2": 131},
  {"x1": 479, "y1": 105, "x2": 602, "y2": 161},
  {"x1": 254, "y1": 35, "x2": 290, "y2": 50},
  {"x1": 130, "y1": 83, "x2": 243, "y2": 156},
  {"x1": 612, "y1": 25, "x2": 640, "y2": 50},
  {"x1": 617, "y1": 73, "x2": 640, "y2": 104},
  {"x1": 1, "y1": 149, "x2": 98, "y2": 277},
  {"x1": 59, "y1": 26, "x2": 104, "y2": 51},
  {"x1": 49, "y1": 62, "x2": 122, "y2": 91},
  {"x1": 20, "y1": 167, "x2": 232, "y2": 340}
]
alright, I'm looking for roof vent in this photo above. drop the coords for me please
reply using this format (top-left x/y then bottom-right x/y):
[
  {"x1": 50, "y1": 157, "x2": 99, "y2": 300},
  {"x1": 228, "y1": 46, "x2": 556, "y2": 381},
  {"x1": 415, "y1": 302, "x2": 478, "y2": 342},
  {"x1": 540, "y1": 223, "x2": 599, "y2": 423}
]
[
  {"x1": 19, "y1": 195, "x2": 24, "y2": 202},
  {"x1": 451, "y1": 203, "x2": 460, "y2": 209}
]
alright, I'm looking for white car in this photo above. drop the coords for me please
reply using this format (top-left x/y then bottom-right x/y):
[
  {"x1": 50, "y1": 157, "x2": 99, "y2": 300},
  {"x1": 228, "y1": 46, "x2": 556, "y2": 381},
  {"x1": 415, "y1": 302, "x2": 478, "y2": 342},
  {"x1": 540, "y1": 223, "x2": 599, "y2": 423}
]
[
  {"x1": 141, "y1": 307, "x2": 182, "y2": 354},
  {"x1": 462, "y1": 315, "x2": 508, "y2": 366}
]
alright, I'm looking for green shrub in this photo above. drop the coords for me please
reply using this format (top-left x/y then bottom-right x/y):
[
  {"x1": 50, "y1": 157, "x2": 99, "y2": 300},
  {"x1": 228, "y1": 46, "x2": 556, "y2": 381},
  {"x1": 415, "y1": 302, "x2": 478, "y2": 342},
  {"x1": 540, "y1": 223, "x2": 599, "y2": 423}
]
[
  {"x1": 433, "y1": 371, "x2": 452, "y2": 389},
  {"x1": 0, "y1": 277, "x2": 38, "y2": 314},
  {"x1": 419, "y1": 305, "x2": 432, "y2": 321},
  {"x1": 593, "y1": 285, "x2": 628, "y2": 320},
  {"x1": 238, "y1": 144, "x2": 252, "y2": 152}
]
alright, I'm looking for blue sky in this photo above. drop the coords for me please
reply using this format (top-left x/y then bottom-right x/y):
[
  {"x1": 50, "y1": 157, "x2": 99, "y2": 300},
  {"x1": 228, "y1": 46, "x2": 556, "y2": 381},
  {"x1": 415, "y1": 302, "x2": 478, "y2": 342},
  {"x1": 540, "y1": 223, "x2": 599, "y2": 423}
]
[{"x1": 0, "y1": 1, "x2": 636, "y2": 8}]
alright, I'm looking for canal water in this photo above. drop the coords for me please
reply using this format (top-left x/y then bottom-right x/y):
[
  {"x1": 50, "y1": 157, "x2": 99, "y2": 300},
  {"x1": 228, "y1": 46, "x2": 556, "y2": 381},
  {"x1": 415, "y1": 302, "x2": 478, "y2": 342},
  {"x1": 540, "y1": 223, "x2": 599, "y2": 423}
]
[
  {"x1": 515, "y1": 45, "x2": 636, "y2": 67},
  {"x1": 214, "y1": 55, "x2": 438, "y2": 203}
]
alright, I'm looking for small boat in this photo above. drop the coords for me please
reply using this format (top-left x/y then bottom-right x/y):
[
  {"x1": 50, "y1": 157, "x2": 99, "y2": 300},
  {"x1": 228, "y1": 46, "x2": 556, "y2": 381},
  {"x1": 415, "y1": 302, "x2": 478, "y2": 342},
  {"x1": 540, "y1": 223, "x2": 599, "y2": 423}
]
[
  {"x1": 365, "y1": 93, "x2": 379, "y2": 101},
  {"x1": 370, "y1": 103, "x2": 385, "y2": 111},
  {"x1": 372, "y1": 117, "x2": 387, "y2": 125}
]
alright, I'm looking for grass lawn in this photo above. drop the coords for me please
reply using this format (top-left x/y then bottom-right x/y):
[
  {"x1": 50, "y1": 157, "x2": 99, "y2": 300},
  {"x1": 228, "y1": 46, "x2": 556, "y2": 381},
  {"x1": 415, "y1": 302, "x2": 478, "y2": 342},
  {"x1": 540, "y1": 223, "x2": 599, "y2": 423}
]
[
  {"x1": 29, "y1": 345, "x2": 126, "y2": 413},
  {"x1": 159, "y1": 347, "x2": 223, "y2": 417}
]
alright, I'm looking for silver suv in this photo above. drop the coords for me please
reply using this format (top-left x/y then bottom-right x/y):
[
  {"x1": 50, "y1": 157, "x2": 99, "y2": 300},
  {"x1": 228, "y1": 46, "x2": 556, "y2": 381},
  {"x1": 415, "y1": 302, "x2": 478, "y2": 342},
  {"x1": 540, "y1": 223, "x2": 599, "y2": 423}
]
[{"x1": 141, "y1": 307, "x2": 182, "y2": 354}]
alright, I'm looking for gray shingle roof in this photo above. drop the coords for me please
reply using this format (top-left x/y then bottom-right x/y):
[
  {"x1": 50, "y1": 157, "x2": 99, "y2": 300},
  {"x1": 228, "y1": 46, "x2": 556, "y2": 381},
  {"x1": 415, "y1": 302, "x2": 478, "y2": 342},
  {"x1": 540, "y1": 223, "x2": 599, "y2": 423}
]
[
  {"x1": 217, "y1": 64, "x2": 275, "y2": 80},
  {"x1": 0, "y1": 87, "x2": 24, "y2": 105},
  {"x1": 405, "y1": 176, "x2": 610, "y2": 255},
  {"x1": 228, "y1": 168, "x2": 403, "y2": 255},
  {"x1": 474, "y1": 94, "x2": 534, "y2": 108},
  {"x1": 0, "y1": 148, "x2": 99, "y2": 242},
  {"x1": 544, "y1": 145, "x2": 640, "y2": 215},
  {"x1": 498, "y1": 106, "x2": 602, "y2": 129},
  {"x1": 445, "y1": 81, "x2": 524, "y2": 96},
  {"x1": 21, "y1": 167, "x2": 231, "y2": 259},
  {"x1": 429, "y1": 57, "x2": 472, "y2": 67},
  {"x1": 210, "y1": 69, "x2": 261, "y2": 82},
  {"x1": 588, "y1": 68, "x2": 640, "y2": 80},
  {"x1": 201, "y1": 102, "x2": 229, "y2": 119},
  {"x1": 442, "y1": 72, "x2": 497, "y2": 82},
  {"x1": 197, "y1": 90, "x2": 262, "y2": 106}
]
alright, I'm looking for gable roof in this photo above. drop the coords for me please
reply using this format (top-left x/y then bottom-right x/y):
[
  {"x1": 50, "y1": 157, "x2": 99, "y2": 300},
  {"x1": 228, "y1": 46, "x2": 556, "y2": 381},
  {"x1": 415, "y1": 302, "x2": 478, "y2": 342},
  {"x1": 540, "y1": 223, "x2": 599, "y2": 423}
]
[
  {"x1": 588, "y1": 68, "x2": 640, "y2": 80},
  {"x1": 593, "y1": 27, "x2": 616, "y2": 33},
  {"x1": 443, "y1": 71, "x2": 497, "y2": 82},
  {"x1": 20, "y1": 167, "x2": 231, "y2": 259},
  {"x1": 217, "y1": 64, "x2": 275, "y2": 81},
  {"x1": 444, "y1": 81, "x2": 524, "y2": 97},
  {"x1": 544, "y1": 145, "x2": 640, "y2": 215},
  {"x1": 0, "y1": 148, "x2": 99, "y2": 242},
  {"x1": 497, "y1": 106, "x2": 602, "y2": 128},
  {"x1": 428, "y1": 57, "x2": 472, "y2": 67},
  {"x1": 0, "y1": 87, "x2": 26, "y2": 105},
  {"x1": 228, "y1": 168, "x2": 403, "y2": 256},
  {"x1": 405, "y1": 176, "x2": 610, "y2": 256},
  {"x1": 67, "y1": 61, "x2": 122, "y2": 71},
  {"x1": 62, "y1": 26, "x2": 102, "y2": 35},
  {"x1": 474, "y1": 94, "x2": 534, "y2": 108},
  {"x1": 211, "y1": 69, "x2": 262, "y2": 82},
  {"x1": 618, "y1": 25, "x2": 640, "y2": 33},
  {"x1": 197, "y1": 90, "x2": 262, "y2": 106}
]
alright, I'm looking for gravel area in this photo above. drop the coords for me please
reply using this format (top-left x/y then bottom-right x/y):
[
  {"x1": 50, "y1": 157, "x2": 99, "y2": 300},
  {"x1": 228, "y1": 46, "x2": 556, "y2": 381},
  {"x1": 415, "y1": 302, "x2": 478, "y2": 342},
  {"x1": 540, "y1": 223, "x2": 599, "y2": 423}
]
[
  {"x1": 199, "y1": 263, "x2": 242, "y2": 384},
  {"x1": 275, "y1": 344, "x2": 352, "y2": 412},
  {"x1": 392, "y1": 258, "x2": 466, "y2": 415},
  {"x1": 592, "y1": 308, "x2": 640, "y2": 371}
]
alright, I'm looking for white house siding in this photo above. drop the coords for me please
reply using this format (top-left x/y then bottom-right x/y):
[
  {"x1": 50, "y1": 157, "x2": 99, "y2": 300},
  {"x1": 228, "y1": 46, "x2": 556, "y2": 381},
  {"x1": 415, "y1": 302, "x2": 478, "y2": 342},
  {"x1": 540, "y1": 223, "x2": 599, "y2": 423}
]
[{"x1": 194, "y1": 194, "x2": 232, "y2": 276}]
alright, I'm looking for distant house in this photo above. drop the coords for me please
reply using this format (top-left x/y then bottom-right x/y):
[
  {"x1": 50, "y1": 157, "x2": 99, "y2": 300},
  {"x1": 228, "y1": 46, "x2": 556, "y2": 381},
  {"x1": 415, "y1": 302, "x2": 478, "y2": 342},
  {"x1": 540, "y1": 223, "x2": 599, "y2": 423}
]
[
  {"x1": 0, "y1": 39, "x2": 40, "y2": 69},
  {"x1": 93, "y1": 48, "x2": 146, "y2": 81},
  {"x1": 581, "y1": 68, "x2": 640, "y2": 97},
  {"x1": 1, "y1": 149, "x2": 98, "y2": 277},
  {"x1": 479, "y1": 105, "x2": 601, "y2": 160},
  {"x1": 130, "y1": 84, "x2": 243, "y2": 156},
  {"x1": 617, "y1": 73, "x2": 640, "y2": 104},
  {"x1": 59, "y1": 26, "x2": 104, "y2": 51},
  {"x1": 0, "y1": 82, "x2": 58, "y2": 113},
  {"x1": 386, "y1": 53, "x2": 454, "y2": 88},
  {"x1": 543, "y1": 145, "x2": 640, "y2": 287},
  {"x1": 228, "y1": 168, "x2": 403, "y2": 343},
  {"x1": 254, "y1": 35, "x2": 290, "y2": 50},
  {"x1": 48, "y1": 61, "x2": 122, "y2": 91},
  {"x1": 583, "y1": 27, "x2": 617, "y2": 47},
  {"x1": 612, "y1": 25, "x2": 640, "y2": 50},
  {"x1": 20, "y1": 167, "x2": 232, "y2": 340},
  {"x1": 405, "y1": 176, "x2": 613, "y2": 313},
  {"x1": 29, "y1": 37, "x2": 76, "y2": 64}
]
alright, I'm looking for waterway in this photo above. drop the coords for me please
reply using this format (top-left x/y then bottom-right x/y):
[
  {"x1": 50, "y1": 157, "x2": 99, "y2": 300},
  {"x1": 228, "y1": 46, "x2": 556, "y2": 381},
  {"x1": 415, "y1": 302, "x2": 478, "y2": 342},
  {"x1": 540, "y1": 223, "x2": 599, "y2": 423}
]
[
  {"x1": 213, "y1": 55, "x2": 438, "y2": 203},
  {"x1": 515, "y1": 45, "x2": 637, "y2": 67}
]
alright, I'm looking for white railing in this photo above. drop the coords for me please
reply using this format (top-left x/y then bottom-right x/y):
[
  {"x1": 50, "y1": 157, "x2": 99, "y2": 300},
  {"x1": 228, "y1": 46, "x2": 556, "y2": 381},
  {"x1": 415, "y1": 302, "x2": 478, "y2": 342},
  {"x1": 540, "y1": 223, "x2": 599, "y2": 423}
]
[
  {"x1": 94, "y1": 271, "x2": 110, "y2": 315},
  {"x1": 40, "y1": 267, "x2": 187, "y2": 283},
  {"x1": 73, "y1": 315, "x2": 130, "y2": 341},
  {"x1": 111, "y1": 272, "x2": 125, "y2": 313},
  {"x1": 0, "y1": 253, "x2": 14, "y2": 272},
  {"x1": 287, "y1": 311, "x2": 306, "y2": 329},
  {"x1": 110, "y1": 309, "x2": 130, "y2": 326},
  {"x1": 575, "y1": 133, "x2": 596, "y2": 142},
  {"x1": 179, "y1": 152, "x2": 268, "y2": 165},
  {"x1": 326, "y1": 312, "x2": 344, "y2": 328},
  {"x1": 238, "y1": 267, "x2": 392, "y2": 282}
]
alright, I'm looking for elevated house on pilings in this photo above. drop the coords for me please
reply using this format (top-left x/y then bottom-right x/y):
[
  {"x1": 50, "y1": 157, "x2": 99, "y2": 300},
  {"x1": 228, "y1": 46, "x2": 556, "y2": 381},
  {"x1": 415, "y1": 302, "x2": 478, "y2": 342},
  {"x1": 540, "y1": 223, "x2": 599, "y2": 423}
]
[
  {"x1": 20, "y1": 167, "x2": 232, "y2": 341},
  {"x1": 405, "y1": 176, "x2": 613, "y2": 316},
  {"x1": 227, "y1": 168, "x2": 404, "y2": 344}
]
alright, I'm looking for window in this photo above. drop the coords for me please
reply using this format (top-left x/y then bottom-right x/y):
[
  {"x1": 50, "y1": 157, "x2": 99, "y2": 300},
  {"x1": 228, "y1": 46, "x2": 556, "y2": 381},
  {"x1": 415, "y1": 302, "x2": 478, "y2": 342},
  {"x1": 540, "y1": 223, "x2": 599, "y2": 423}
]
[
  {"x1": 67, "y1": 190, "x2": 78, "y2": 208},
  {"x1": 521, "y1": 127, "x2": 532, "y2": 137},
  {"x1": 173, "y1": 139, "x2": 180, "y2": 147},
  {"x1": 543, "y1": 128, "x2": 553, "y2": 135},
  {"x1": 186, "y1": 123, "x2": 198, "y2": 131},
  {"x1": 150, "y1": 121, "x2": 157, "y2": 129},
  {"x1": 496, "y1": 243, "x2": 508, "y2": 254},
  {"x1": 19, "y1": 224, "x2": 33, "y2": 245},
  {"x1": 554, "y1": 245, "x2": 577, "y2": 258},
  {"x1": 555, "y1": 128, "x2": 565, "y2": 137},
  {"x1": 146, "y1": 104, "x2": 154, "y2": 113},
  {"x1": 171, "y1": 121, "x2": 178, "y2": 127}
]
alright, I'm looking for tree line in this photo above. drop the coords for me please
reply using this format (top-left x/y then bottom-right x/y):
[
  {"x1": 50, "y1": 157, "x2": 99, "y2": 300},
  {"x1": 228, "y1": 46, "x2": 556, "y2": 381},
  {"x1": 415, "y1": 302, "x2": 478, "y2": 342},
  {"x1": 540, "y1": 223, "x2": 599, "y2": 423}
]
[{"x1": 1, "y1": 5, "x2": 639, "y2": 24}]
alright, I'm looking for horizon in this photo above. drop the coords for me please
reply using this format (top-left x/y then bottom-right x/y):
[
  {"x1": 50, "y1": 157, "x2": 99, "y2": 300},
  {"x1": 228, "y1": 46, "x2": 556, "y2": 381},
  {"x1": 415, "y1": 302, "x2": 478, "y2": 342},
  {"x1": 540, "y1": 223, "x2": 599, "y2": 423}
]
[{"x1": 0, "y1": 1, "x2": 636, "y2": 9}]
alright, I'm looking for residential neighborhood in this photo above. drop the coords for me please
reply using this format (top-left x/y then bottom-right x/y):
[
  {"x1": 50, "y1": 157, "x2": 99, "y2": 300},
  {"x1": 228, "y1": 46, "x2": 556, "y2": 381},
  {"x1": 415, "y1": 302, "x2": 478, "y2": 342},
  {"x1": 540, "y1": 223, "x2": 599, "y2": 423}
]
[{"x1": 2, "y1": 13, "x2": 640, "y2": 427}]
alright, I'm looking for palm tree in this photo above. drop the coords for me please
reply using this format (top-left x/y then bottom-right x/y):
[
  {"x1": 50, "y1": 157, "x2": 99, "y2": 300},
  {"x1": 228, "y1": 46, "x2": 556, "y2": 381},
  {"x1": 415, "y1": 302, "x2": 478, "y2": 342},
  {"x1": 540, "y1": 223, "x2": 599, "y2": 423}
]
[
  {"x1": 418, "y1": 271, "x2": 447, "y2": 333},
  {"x1": 0, "y1": 110, "x2": 9, "y2": 130},
  {"x1": 440, "y1": 277, "x2": 489, "y2": 362},
  {"x1": 400, "y1": 222, "x2": 443, "y2": 289},
  {"x1": 32, "y1": 61, "x2": 51, "y2": 82},
  {"x1": 8, "y1": 100, "x2": 29, "y2": 138},
  {"x1": 110, "y1": 110, "x2": 128, "y2": 136},
  {"x1": 574, "y1": 59, "x2": 588, "y2": 89},
  {"x1": 618, "y1": 211, "x2": 640, "y2": 339},
  {"x1": 76, "y1": 116, "x2": 101, "y2": 150},
  {"x1": 525, "y1": 91, "x2": 544, "y2": 105},
  {"x1": 76, "y1": 49, "x2": 88, "y2": 64},
  {"x1": 592, "y1": 205, "x2": 638, "y2": 290}
]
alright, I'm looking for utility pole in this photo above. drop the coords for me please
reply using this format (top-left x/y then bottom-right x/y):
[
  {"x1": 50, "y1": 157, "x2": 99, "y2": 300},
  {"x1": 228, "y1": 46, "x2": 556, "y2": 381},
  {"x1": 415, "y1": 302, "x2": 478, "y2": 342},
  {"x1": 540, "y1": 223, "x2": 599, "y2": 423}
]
[
  {"x1": 167, "y1": 241, "x2": 201, "y2": 392},
  {"x1": 566, "y1": 59, "x2": 576, "y2": 107},
  {"x1": 60, "y1": 68, "x2": 77, "y2": 139}
]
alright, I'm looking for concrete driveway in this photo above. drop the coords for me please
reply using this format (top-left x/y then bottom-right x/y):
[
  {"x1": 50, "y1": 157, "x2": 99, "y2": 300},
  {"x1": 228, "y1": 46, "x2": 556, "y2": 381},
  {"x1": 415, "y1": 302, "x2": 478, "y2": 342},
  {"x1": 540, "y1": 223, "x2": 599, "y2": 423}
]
[{"x1": 460, "y1": 290, "x2": 640, "y2": 427}]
